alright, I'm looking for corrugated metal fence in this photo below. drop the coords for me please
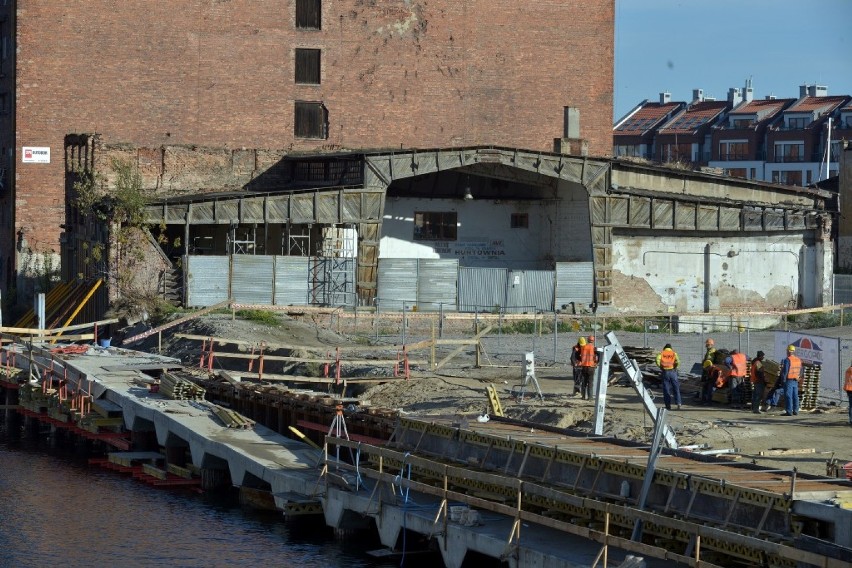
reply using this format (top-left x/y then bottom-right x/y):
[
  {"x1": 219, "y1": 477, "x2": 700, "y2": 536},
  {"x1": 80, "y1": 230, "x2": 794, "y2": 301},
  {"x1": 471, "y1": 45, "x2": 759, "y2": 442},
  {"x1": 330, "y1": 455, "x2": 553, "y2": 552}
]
[{"x1": 185, "y1": 255, "x2": 593, "y2": 312}]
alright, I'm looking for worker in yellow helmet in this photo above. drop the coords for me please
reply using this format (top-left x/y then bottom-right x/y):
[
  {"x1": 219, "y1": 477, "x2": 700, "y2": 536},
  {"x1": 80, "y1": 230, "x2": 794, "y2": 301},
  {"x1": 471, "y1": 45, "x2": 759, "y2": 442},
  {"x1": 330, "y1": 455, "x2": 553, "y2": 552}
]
[
  {"x1": 699, "y1": 338, "x2": 716, "y2": 404},
  {"x1": 778, "y1": 345, "x2": 802, "y2": 416}
]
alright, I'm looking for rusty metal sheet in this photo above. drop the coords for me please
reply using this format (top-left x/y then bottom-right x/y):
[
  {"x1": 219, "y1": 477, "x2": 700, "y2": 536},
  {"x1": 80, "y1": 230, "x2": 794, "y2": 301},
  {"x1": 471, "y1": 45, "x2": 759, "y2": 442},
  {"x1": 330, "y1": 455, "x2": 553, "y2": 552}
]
[
  {"x1": 675, "y1": 202, "x2": 696, "y2": 230},
  {"x1": 697, "y1": 205, "x2": 718, "y2": 231},
  {"x1": 629, "y1": 196, "x2": 650, "y2": 227},
  {"x1": 652, "y1": 200, "x2": 673, "y2": 229},
  {"x1": 719, "y1": 207, "x2": 741, "y2": 231},
  {"x1": 240, "y1": 197, "x2": 266, "y2": 224},
  {"x1": 315, "y1": 193, "x2": 339, "y2": 224},
  {"x1": 291, "y1": 194, "x2": 315, "y2": 224}
]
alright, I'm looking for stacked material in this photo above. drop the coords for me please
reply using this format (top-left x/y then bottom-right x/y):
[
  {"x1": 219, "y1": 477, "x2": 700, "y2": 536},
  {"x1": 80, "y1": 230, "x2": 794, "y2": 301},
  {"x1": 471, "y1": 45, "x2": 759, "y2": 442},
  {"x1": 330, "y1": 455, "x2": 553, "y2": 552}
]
[
  {"x1": 160, "y1": 372, "x2": 206, "y2": 400},
  {"x1": 211, "y1": 404, "x2": 255, "y2": 429},
  {"x1": 800, "y1": 365, "x2": 821, "y2": 410}
]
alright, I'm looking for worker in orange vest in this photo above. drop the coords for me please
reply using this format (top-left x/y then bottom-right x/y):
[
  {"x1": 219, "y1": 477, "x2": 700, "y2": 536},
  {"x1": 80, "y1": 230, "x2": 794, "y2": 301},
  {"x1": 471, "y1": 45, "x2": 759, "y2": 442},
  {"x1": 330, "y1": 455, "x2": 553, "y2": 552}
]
[
  {"x1": 750, "y1": 351, "x2": 766, "y2": 414},
  {"x1": 655, "y1": 343, "x2": 681, "y2": 410},
  {"x1": 726, "y1": 350, "x2": 747, "y2": 405},
  {"x1": 779, "y1": 345, "x2": 802, "y2": 416},
  {"x1": 571, "y1": 338, "x2": 584, "y2": 395},
  {"x1": 844, "y1": 361, "x2": 852, "y2": 426},
  {"x1": 577, "y1": 335, "x2": 598, "y2": 400}
]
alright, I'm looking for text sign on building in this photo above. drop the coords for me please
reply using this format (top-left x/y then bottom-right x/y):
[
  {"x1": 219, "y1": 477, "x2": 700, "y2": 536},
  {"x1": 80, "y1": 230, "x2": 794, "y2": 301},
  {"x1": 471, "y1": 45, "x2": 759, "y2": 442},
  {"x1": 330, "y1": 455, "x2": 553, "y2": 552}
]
[{"x1": 22, "y1": 147, "x2": 50, "y2": 163}]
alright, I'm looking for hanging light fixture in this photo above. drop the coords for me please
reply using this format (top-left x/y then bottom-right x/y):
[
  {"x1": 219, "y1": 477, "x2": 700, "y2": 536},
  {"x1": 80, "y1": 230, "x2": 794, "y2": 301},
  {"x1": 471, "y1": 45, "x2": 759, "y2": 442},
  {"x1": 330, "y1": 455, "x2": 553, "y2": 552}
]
[{"x1": 463, "y1": 174, "x2": 473, "y2": 200}]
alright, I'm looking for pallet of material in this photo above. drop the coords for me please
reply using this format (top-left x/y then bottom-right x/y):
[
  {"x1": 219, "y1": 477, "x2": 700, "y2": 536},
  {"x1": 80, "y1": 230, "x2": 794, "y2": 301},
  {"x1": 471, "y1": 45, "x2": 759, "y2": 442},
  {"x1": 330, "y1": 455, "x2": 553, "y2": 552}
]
[
  {"x1": 160, "y1": 372, "x2": 206, "y2": 400},
  {"x1": 210, "y1": 404, "x2": 255, "y2": 429}
]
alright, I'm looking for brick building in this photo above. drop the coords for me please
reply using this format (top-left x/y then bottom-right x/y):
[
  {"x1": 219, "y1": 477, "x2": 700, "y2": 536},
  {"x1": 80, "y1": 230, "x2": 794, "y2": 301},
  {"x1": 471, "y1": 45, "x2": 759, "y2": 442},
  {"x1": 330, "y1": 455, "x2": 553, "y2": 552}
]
[{"x1": 0, "y1": 0, "x2": 615, "y2": 301}]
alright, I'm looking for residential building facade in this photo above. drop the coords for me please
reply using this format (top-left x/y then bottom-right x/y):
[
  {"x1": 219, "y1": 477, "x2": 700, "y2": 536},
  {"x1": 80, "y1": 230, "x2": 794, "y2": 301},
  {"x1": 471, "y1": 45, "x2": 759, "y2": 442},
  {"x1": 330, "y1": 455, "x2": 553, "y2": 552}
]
[{"x1": 614, "y1": 83, "x2": 851, "y2": 185}]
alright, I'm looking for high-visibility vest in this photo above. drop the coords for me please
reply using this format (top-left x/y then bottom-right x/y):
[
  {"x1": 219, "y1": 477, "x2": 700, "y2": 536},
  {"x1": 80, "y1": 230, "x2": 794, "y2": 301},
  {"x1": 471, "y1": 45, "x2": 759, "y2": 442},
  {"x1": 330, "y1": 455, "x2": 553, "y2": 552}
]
[
  {"x1": 730, "y1": 352, "x2": 747, "y2": 377},
  {"x1": 786, "y1": 355, "x2": 802, "y2": 381},
  {"x1": 579, "y1": 343, "x2": 597, "y2": 367},
  {"x1": 702, "y1": 348, "x2": 716, "y2": 368},
  {"x1": 750, "y1": 360, "x2": 763, "y2": 384},
  {"x1": 844, "y1": 367, "x2": 852, "y2": 392},
  {"x1": 658, "y1": 350, "x2": 676, "y2": 370}
]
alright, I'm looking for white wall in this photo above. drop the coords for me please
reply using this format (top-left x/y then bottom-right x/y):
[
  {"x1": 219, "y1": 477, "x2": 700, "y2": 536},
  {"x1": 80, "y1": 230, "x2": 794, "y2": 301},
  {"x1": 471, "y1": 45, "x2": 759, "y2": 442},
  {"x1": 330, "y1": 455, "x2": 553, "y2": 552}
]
[
  {"x1": 612, "y1": 233, "x2": 814, "y2": 312},
  {"x1": 381, "y1": 198, "x2": 546, "y2": 268}
]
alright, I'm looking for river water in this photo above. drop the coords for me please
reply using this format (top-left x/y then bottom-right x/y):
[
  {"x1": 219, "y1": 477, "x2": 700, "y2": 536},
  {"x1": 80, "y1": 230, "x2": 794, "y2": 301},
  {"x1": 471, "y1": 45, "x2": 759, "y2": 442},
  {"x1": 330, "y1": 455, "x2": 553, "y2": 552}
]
[{"x1": 0, "y1": 428, "x2": 435, "y2": 568}]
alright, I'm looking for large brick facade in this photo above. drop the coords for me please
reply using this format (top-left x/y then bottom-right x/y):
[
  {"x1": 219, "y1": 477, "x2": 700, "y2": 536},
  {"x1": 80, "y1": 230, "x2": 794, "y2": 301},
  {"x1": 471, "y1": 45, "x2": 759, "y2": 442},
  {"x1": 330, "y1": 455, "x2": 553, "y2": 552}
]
[{"x1": 3, "y1": 0, "x2": 614, "y2": 294}]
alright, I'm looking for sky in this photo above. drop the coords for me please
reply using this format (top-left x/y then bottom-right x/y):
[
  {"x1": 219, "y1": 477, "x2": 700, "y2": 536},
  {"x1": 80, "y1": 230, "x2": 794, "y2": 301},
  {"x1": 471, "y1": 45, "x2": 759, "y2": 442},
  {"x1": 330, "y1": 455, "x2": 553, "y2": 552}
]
[{"x1": 614, "y1": 0, "x2": 852, "y2": 121}]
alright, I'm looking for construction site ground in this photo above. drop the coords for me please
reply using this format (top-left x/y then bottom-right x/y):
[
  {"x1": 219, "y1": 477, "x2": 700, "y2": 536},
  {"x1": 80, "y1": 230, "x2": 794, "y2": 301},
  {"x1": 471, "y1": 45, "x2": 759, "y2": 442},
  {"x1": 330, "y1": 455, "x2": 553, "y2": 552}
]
[{"x1": 140, "y1": 312, "x2": 852, "y2": 479}]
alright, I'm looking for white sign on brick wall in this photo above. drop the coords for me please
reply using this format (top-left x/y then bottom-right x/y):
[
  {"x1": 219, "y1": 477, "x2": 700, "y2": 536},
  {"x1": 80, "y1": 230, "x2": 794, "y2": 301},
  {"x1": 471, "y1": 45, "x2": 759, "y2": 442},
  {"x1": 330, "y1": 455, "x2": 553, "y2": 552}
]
[{"x1": 22, "y1": 147, "x2": 50, "y2": 163}]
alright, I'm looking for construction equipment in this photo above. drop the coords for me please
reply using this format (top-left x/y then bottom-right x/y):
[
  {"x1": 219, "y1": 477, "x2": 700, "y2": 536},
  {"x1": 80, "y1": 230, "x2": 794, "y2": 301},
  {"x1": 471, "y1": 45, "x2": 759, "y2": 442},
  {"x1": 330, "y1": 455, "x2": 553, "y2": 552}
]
[
  {"x1": 591, "y1": 331, "x2": 678, "y2": 449},
  {"x1": 510, "y1": 351, "x2": 543, "y2": 402}
]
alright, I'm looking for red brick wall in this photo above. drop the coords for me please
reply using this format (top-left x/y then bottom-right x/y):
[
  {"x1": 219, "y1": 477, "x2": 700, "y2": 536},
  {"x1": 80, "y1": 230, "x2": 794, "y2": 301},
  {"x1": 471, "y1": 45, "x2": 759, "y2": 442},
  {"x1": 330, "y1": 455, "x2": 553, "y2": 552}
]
[{"x1": 13, "y1": 0, "x2": 613, "y2": 259}]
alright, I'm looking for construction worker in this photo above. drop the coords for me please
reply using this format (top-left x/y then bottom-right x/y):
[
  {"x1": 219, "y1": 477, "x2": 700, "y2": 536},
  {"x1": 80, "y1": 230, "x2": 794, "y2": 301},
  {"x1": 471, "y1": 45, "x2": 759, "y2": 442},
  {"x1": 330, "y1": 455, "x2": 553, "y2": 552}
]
[
  {"x1": 699, "y1": 338, "x2": 716, "y2": 402},
  {"x1": 778, "y1": 345, "x2": 802, "y2": 416},
  {"x1": 726, "y1": 349, "x2": 747, "y2": 405},
  {"x1": 655, "y1": 343, "x2": 681, "y2": 410},
  {"x1": 577, "y1": 335, "x2": 598, "y2": 400},
  {"x1": 844, "y1": 361, "x2": 852, "y2": 426},
  {"x1": 750, "y1": 351, "x2": 766, "y2": 414},
  {"x1": 571, "y1": 337, "x2": 584, "y2": 395}
]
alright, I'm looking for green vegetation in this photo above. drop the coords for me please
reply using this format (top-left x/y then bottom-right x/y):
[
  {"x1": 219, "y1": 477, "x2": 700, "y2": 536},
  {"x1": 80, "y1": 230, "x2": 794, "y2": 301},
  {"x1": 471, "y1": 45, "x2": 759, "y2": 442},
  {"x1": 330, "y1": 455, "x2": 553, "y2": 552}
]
[{"x1": 235, "y1": 309, "x2": 280, "y2": 326}]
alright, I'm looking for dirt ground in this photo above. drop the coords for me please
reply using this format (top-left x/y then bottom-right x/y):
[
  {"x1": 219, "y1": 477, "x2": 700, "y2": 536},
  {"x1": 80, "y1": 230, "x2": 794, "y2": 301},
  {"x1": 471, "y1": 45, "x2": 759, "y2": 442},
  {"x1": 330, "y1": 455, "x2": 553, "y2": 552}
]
[{"x1": 144, "y1": 312, "x2": 852, "y2": 478}]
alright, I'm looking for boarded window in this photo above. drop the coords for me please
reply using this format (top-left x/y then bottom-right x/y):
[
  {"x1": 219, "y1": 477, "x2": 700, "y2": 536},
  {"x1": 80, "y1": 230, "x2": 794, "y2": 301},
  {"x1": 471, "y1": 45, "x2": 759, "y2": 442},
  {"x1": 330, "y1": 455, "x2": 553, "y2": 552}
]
[
  {"x1": 295, "y1": 48, "x2": 321, "y2": 84},
  {"x1": 510, "y1": 213, "x2": 528, "y2": 228},
  {"x1": 296, "y1": 0, "x2": 321, "y2": 29},
  {"x1": 414, "y1": 212, "x2": 457, "y2": 241},
  {"x1": 294, "y1": 102, "x2": 327, "y2": 139}
]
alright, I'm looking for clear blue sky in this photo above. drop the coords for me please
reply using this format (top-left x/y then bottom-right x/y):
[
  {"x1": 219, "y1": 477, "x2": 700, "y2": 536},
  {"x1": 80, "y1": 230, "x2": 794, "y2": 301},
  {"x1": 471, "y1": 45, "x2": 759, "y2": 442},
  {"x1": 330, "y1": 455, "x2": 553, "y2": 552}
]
[{"x1": 615, "y1": 0, "x2": 852, "y2": 120}]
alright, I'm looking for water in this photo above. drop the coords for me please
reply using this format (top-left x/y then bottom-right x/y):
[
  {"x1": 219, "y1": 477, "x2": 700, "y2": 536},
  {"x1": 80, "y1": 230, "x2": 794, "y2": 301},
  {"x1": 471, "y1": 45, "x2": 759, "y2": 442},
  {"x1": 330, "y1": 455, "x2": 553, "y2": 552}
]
[{"x1": 0, "y1": 429, "x2": 421, "y2": 568}]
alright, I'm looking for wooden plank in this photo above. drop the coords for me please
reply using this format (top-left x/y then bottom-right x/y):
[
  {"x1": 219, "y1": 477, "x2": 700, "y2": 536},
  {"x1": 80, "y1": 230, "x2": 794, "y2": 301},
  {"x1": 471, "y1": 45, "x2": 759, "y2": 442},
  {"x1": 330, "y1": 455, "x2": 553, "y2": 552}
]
[
  {"x1": 758, "y1": 448, "x2": 816, "y2": 457},
  {"x1": 219, "y1": 371, "x2": 420, "y2": 384},
  {"x1": 434, "y1": 325, "x2": 493, "y2": 370},
  {"x1": 173, "y1": 333, "x2": 434, "y2": 353},
  {"x1": 201, "y1": 351, "x2": 427, "y2": 366}
]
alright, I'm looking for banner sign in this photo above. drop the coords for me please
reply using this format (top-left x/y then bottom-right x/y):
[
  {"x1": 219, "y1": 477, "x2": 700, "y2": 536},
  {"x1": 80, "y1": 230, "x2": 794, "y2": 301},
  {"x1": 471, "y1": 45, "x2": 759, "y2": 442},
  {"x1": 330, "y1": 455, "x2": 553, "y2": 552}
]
[{"x1": 774, "y1": 331, "x2": 841, "y2": 391}]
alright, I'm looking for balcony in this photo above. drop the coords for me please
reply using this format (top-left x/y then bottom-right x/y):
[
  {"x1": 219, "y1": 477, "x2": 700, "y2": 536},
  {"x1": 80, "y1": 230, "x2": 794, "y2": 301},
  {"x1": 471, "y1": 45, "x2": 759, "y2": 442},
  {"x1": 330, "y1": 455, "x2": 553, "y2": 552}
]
[
  {"x1": 717, "y1": 151, "x2": 765, "y2": 161},
  {"x1": 775, "y1": 154, "x2": 805, "y2": 163}
]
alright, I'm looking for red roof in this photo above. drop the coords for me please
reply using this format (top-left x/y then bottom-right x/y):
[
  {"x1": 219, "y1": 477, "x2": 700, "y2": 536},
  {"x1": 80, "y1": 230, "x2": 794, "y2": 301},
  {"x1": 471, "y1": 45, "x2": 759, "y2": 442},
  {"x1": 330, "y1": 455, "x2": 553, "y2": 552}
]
[
  {"x1": 658, "y1": 101, "x2": 728, "y2": 135},
  {"x1": 614, "y1": 102, "x2": 682, "y2": 134},
  {"x1": 729, "y1": 99, "x2": 790, "y2": 115},
  {"x1": 786, "y1": 95, "x2": 847, "y2": 114}
]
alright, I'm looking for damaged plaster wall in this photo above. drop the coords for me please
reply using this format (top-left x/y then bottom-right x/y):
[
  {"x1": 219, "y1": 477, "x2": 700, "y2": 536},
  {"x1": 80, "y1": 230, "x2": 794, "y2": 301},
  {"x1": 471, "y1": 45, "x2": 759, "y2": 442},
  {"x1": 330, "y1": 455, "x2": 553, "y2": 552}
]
[
  {"x1": 611, "y1": 233, "x2": 815, "y2": 313},
  {"x1": 93, "y1": 141, "x2": 289, "y2": 197}
]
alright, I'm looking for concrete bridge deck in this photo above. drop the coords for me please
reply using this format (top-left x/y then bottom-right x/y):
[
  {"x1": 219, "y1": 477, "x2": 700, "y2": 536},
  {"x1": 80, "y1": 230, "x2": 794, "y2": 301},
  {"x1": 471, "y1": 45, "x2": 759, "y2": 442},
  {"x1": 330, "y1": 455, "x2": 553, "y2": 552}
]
[{"x1": 2, "y1": 342, "x2": 852, "y2": 567}]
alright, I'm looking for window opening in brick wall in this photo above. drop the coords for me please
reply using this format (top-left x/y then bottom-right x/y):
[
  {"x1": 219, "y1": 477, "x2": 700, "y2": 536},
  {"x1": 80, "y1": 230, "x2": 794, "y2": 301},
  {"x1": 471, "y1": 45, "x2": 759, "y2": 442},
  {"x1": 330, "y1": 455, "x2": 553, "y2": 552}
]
[
  {"x1": 414, "y1": 212, "x2": 457, "y2": 241},
  {"x1": 294, "y1": 101, "x2": 327, "y2": 139},
  {"x1": 296, "y1": 0, "x2": 321, "y2": 30},
  {"x1": 510, "y1": 213, "x2": 529, "y2": 228},
  {"x1": 295, "y1": 48, "x2": 321, "y2": 85}
]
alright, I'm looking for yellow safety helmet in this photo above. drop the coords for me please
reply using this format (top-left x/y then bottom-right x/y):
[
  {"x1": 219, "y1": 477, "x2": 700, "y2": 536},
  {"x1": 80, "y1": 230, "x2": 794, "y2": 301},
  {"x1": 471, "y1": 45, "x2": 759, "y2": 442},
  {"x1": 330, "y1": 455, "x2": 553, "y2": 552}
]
[
  {"x1": 578, "y1": 337, "x2": 587, "y2": 346},
  {"x1": 787, "y1": 345, "x2": 795, "y2": 352}
]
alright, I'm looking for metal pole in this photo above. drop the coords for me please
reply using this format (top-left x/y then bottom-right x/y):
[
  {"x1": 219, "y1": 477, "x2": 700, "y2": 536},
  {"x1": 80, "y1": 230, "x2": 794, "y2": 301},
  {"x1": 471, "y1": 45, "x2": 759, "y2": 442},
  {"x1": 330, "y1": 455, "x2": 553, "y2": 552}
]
[
  {"x1": 553, "y1": 311, "x2": 558, "y2": 364},
  {"x1": 439, "y1": 302, "x2": 444, "y2": 339},
  {"x1": 746, "y1": 319, "x2": 750, "y2": 358},
  {"x1": 402, "y1": 302, "x2": 407, "y2": 346},
  {"x1": 643, "y1": 317, "x2": 647, "y2": 349}
]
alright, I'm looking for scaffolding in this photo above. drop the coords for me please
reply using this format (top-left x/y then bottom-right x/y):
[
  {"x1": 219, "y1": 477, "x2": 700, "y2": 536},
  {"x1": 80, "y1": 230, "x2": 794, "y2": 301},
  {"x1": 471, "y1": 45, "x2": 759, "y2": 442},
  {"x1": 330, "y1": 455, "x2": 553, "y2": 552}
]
[{"x1": 310, "y1": 225, "x2": 356, "y2": 307}]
